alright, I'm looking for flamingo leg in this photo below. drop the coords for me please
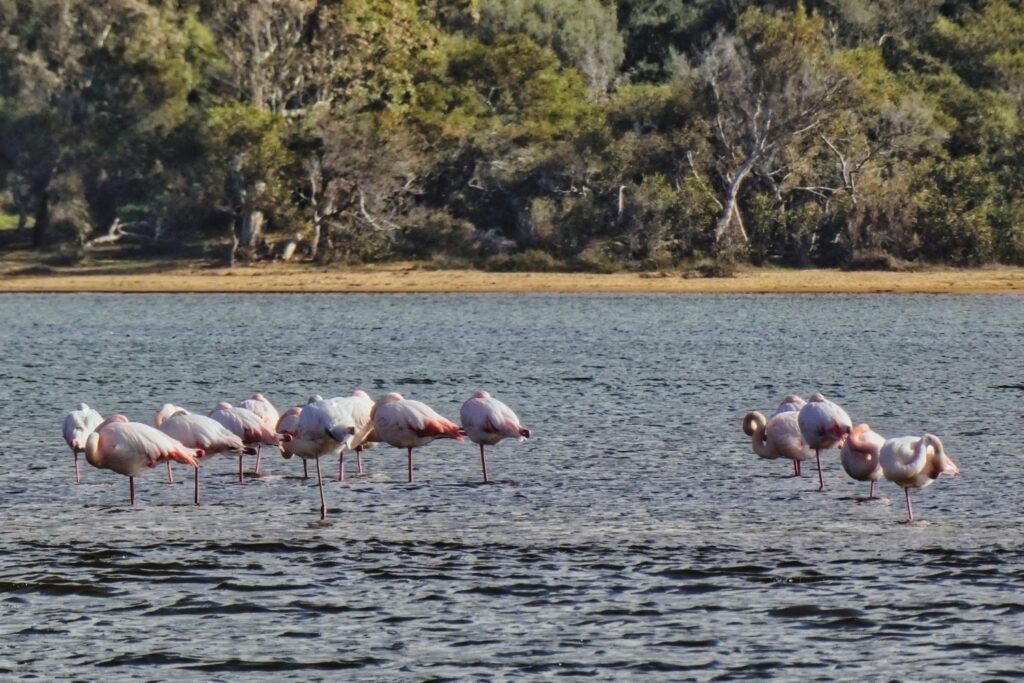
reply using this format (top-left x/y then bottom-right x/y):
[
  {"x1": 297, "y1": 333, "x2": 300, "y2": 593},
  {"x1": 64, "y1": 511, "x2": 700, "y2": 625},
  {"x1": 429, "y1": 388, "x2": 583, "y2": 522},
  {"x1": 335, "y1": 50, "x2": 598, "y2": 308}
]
[
  {"x1": 791, "y1": 460, "x2": 799, "y2": 477},
  {"x1": 129, "y1": 476, "x2": 136, "y2": 506},
  {"x1": 905, "y1": 487, "x2": 914, "y2": 522},
  {"x1": 316, "y1": 457, "x2": 326, "y2": 520},
  {"x1": 356, "y1": 447, "x2": 364, "y2": 475},
  {"x1": 74, "y1": 451, "x2": 81, "y2": 484},
  {"x1": 303, "y1": 459, "x2": 308, "y2": 479},
  {"x1": 238, "y1": 456, "x2": 244, "y2": 483},
  {"x1": 408, "y1": 448, "x2": 414, "y2": 483},
  {"x1": 869, "y1": 480, "x2": 877, "y2": 499},
  {"x1": 480, "y1": 444, "x2": 489, "y2": 483},
  {"x1": 815, "y1": 449, "x2": 825, "y2": 491},
  {"x1": 255, "y1": 445, "x2": 263, "y2": 475},
  {"x1": 166, "y1": 460, "x2": 174, "y2": 484},
  {"x1": 194, "y1": 466, "x2": 200, "y2": 506},
  {"x1": 339, "y1": 452, "x2": 346, "y2": 482}
]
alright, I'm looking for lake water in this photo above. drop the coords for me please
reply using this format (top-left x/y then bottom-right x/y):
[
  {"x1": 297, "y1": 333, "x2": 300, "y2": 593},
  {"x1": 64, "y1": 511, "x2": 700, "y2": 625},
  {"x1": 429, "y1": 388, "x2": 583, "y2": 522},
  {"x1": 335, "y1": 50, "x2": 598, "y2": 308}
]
[{"x1": 0, "y1": 292, "x2": 1022, "y2": 680}]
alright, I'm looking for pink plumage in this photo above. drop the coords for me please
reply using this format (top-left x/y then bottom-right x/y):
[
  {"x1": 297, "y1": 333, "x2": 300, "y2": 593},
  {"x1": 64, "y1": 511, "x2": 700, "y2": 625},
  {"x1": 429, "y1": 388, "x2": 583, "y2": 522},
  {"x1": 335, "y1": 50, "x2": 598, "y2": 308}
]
[
  {"x1": 840, "y1": 424, "x2": 885, "y2": 498},
  {"x1": 797, "y1": 393, "x2": 853, "y2": 491},
  {"x1": 358, "y1": 393, "x2": 463, "y2": 483},
  {"x1": 460, "y1": 390, "x2": 530, "y2": 483},
  {"x1": 237, "y1": 393, "x2": 280, "y2": 430},
  {"x1": 880, "y1": 434, "x2": 959, "y2": 521},
  {"x1": 85, "y1": 417, "x2": 201, "y2": 505},
  {"x1": 208, "y1": 402, "x2": 283, "y2": 446},
  {"x1": 743, "y1": 410, "x2": 814, "y2": 478}
]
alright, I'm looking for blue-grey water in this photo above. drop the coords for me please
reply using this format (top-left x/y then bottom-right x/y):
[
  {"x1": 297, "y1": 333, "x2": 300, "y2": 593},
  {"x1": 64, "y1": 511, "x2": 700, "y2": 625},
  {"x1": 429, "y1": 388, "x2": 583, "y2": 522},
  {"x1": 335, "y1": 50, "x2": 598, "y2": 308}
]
[{"x1": 0, "y1": 292, "x2": 1022, "y2": 681}]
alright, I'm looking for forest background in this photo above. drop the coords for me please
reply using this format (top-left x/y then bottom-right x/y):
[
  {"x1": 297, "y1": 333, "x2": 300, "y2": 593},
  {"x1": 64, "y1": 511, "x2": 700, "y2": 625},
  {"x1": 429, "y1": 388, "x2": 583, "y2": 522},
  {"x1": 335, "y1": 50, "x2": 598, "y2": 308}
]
[{"x1": 2, "y1": 0, "x2": 1023, "y2": 274}]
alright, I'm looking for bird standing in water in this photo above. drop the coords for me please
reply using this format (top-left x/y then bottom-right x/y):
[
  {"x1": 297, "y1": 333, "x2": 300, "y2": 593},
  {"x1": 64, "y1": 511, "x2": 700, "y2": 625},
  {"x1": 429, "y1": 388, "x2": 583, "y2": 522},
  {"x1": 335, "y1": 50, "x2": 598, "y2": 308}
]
[
  {"x1": 460, "y1": 391, "x2": 531, "y2": 483},
  {"x1": 63, "y1": 403, "x2": 104, "y2": 483},
  {"x1": 797, "y1": 393, "x2": 853, "y2": 491}
]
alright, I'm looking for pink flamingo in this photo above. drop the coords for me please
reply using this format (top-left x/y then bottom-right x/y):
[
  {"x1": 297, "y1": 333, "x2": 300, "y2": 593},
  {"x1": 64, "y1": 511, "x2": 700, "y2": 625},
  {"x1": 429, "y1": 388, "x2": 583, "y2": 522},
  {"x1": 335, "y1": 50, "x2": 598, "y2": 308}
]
[
  {"x1": 797, "y1": 393, "x2": 853, "y2": 491},
  {"x1": 276, "y1": 405, "x2": 306, "y2": 478},
  {"x1": 283, "y1": 396, "x2": 376, "y2": 519},
  {"x1": 772, "y1": 395, "x2": 807, "y2": 416},
  {"x1": 840, "y1": 424, "x2": 885, "y2": 498},
  {"x1": 236, "y1": 394, "x2": 280, "y2": 474},
  {"x1": 153, "y1": 404, "x2": 256, "y2": 504},
  {"x1": 742, "y1": 410, "x2": 814, "y2": 477},
  {"x1": 63, "y1": 403, "x2": 103, "y2": 483},
  {"x1": 84, "y1": 415, "x2": 202, "y2": 505},
  {"x1": 208, "y1": 402, "x2": 286, "y2": 481},
  {"x1": 880, "y1": 434, "x2": 959, "y2": 522},
  {"x1": 324, "y1": 391, "x2": 376, "y2": 481},
  {"x1": 353, "y1": 393, "x2": 463, "y2": 483},
  {"x1": 460, "y1": 391, "x2": 531, "y2": 483}
]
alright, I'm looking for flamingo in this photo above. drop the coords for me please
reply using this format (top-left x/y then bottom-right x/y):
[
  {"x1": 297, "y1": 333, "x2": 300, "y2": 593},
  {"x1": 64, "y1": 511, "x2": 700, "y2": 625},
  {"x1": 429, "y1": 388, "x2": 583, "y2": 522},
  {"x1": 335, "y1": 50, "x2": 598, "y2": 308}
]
[
  {"x1": 283, "y1": 396, "x2": 373, "y2": 519},
  {"x1": 153, "y1": 404, "x2": 256, "y2": 504},
  {"x1": 236, "y1": 394, "x2": 280, "y2": 474},
  {"x1": 276, "y1": 405, "x2": 305, "y2": 477},
  {"x1": 84, "y1": 415, "x2": 202, "y2": 505},
  {"x1": 773, "y1": 395, "x2": 806, "y2": 416},
  {"x1": 880, "y1": 434, "x2": 959, "y2": 522},
  {"x1": 63, "y1": 403, "x2": 103, "y2": 483},
  {"x1": 352, "y1": 393, "x2": 463, "y2": 483},
  {"x1": 324, "y1": 390, "x2": 376, "y2": 481},
  {"x1": 797, "y1": 393, "x2": 853, "y2": 491},
  {"x1": 742, "y1": 410, "x2": 814, "y2": 477},
  {"x1": 208, "y1": 402, "x2": 286, "y2": 481},
  {"x1": 840, "y1": 424, "x2": 885, "y2": 498},
  {"x1": 460, "y1": 390, "x2": 531, "y2": 483}
]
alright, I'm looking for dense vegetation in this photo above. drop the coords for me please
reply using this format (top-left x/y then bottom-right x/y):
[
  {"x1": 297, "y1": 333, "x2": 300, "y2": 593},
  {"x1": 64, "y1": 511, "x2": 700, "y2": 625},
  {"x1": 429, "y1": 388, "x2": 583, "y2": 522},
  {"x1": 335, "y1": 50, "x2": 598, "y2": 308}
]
[{"x1": 2, "y1": 0, "x2": 1023, "y2": 271}]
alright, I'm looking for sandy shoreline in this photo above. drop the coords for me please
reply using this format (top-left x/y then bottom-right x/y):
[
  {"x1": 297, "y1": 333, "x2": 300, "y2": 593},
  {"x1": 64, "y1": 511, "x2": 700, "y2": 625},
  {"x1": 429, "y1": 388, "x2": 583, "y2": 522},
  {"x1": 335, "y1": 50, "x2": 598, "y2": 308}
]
[{"x1": 2, "y1": 263, "x2": 1023, "y2": 294}]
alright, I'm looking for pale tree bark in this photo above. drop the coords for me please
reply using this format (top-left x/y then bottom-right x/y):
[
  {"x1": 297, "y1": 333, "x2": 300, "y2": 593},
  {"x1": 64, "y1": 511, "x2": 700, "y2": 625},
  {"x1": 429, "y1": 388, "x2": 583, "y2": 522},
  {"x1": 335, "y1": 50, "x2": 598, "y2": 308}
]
[{"x1": 697, "y1": 30, "x2": 847, "y2": 250}]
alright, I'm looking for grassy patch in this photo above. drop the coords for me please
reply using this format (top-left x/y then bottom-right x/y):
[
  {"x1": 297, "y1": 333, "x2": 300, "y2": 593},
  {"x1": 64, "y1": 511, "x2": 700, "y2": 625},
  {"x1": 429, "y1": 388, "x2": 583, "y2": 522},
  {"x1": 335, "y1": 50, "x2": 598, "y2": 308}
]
[{"x1": 0, "y1": 211, "x2": 19, "y2": 231}]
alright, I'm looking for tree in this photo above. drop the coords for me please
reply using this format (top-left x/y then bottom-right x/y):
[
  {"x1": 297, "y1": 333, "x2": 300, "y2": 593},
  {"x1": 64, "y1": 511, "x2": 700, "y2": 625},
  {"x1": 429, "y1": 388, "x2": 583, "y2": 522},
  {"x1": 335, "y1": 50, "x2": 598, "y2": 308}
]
[
  {"x1": 0, "y1": 0, "x2": 198, "y2": 249},
  {"x1": 689, "y1": 5, "x2": 849, "y2": 248},
  {"x1": 476, "y1": 0, "x2": 624, "y2": 97}
]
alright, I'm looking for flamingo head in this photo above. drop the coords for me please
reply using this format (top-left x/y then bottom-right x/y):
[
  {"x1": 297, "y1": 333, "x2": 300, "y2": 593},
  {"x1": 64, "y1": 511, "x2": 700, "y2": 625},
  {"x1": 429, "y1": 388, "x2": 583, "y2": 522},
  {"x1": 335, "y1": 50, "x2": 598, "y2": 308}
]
[
  {"x1": 925, "y1": 434, "x2": 960, "y2": 478},
  {"x1": 742, "y1": 411, "x2": 766, "y2": 437},
  {"x1": 153, "y1": 403, "x2": 186, "y2": 428},
  {"x1": 832, "y1": 422, "x2": 853, "y2": 448}
]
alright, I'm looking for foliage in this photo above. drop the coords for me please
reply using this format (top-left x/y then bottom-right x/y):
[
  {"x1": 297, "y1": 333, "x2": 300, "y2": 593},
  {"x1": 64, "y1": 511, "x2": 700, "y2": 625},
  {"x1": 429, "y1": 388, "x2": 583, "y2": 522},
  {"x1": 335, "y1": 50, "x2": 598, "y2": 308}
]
[{"x1": 1, "y1": 0, "x2": 1023, "y2": 268}]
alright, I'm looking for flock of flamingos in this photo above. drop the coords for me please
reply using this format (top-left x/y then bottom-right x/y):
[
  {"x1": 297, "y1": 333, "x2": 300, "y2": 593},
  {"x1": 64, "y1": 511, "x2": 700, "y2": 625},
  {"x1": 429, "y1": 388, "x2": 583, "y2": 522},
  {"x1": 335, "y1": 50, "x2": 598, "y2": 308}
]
[
  {"x1": 61, "y1": 390, "x2": 530, "y2": 519},
  {"x1": 743, "y1": 393, "x2": 960, "y2": 521},
  {"x1": 62, "y1": 390, "x2": 959, "y2": 523}
]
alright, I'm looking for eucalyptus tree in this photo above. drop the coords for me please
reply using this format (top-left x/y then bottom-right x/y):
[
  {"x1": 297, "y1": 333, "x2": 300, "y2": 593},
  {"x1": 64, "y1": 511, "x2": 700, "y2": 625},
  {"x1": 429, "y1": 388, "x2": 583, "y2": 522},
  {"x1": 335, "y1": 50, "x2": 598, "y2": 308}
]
[
  {"x1": 195, "y1": 0, "x2": 441, "y2": 262},
  {"x1": 688, "y1": 5, "x2": 850, "y2": 251}
]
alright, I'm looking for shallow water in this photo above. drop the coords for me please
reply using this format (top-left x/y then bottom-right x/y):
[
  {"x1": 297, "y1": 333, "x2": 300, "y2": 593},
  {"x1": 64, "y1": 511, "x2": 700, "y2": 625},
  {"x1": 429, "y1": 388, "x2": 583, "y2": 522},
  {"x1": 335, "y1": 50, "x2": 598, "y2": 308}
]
[{"x1": 1, "y1": 292, "x2": 1022, "y2": 680}]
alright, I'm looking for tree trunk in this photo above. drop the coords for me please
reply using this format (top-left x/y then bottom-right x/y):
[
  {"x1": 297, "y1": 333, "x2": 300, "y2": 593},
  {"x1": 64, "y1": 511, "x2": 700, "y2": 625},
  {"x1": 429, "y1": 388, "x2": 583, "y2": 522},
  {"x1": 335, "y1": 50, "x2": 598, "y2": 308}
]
[
  {"x1": 713, "y1": 156, "x2": 757, "y2": 247},
  {"x1": 310, "y1": 218, "x2": 322, "y2": 261},
  {"x1": 12, "y1": 187, "x2": 29, "y2": 232},
  {"x1": 227, "y1": 217, "x2": 239, "y2": 268},
  {"x1": 241, "y1": 210, "x2": 264, "y2": 249},
  {"x1": 31, "y1": 189, "x2": 51, "y2": 248}
]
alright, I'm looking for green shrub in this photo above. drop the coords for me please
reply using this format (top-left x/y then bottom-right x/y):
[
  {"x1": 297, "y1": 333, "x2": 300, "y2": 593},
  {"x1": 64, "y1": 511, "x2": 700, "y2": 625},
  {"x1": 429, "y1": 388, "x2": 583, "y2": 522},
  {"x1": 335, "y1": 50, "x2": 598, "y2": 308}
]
[
  {"x1": 573, "y1": 242, "x2": 621, "y2": 273},
  {"x1": 483, "y1": 249, "x2": 565, "y2": 272}
]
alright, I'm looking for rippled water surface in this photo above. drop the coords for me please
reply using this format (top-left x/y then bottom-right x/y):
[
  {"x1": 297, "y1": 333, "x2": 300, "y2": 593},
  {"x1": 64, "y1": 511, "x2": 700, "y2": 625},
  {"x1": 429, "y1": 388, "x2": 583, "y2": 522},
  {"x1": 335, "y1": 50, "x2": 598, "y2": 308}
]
[{"x1": 1, "y1": 292, "x2": 1023, "y2": 680}]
